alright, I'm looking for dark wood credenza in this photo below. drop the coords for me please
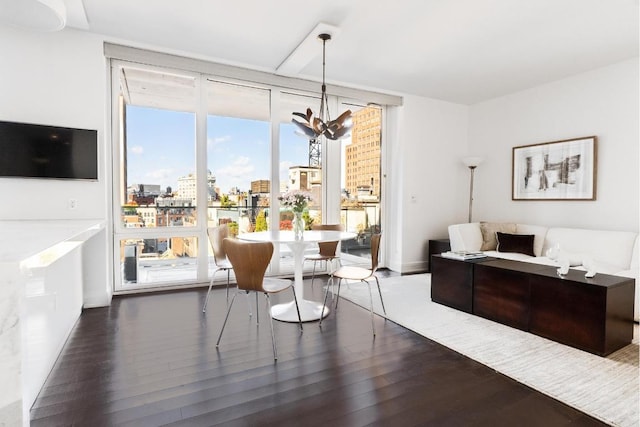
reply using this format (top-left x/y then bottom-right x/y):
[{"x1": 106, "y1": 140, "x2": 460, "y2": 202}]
[
  {"x1": 427, "y1": 239, "x2": 451, "y2": 273},
  {"x1": 431, "y1": 255, "x2": 494, "y2": 313},
  {"x1": 431, "y1": 255, "x2": 635, "y2": 356}
]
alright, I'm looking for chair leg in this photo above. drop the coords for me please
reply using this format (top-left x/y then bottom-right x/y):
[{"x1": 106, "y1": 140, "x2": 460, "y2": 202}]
[
  {"x1": 375, "y1": 275, "x2": 387, "y2": 316},
  {"x1": 216, "y1": 292, "x2": 237, "y2": 347},
  {"x1": 330, "y1": 257, "x2": 339, "y2": 272},
  {"x1": 246, "y1": 288, "x2": 253, "y2": 317},
  {"x1": 225, "y1": 269, "x2": 230, "y2": 301},
  {"x1": 335, "y1": 278, "x2": 343, "y2": 309},
  {"x1": 290, "y1": 286, "x2": 303, "y2": 331},
  {"x1": 310, "y1": 260, "x2": 317, "y2": 288},
  {"x1": 331, "y1": 269, "x2": 339, "y2": 301},
  {"x1": 264, "y1": 294, "x2": 277, "y2": 360},
  {"x1": 364, "y1": 279, "x2": 376, "y2": 337},
  {"x1": 202, "y1": 269, "x2": 218, "y2": 313},
  {"x1": 255, "y1": 293, "x2": 259, "y2": 324},
  {"x1": 319, "y1": 276, "x2": 332, "y2": 327}
]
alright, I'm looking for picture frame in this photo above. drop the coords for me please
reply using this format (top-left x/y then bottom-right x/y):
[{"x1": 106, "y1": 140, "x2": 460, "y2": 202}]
[{"x1": 512, "y1": 136, "x2": 597, "y2": 201}]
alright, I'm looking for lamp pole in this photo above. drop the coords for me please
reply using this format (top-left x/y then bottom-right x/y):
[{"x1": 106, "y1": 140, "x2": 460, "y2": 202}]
[
  {"x1": 467, "y1": 165, "x2": 477, "y2": 223},
  {"x1": 462, "y1": 157, "x2": 483, "y2": 223}
]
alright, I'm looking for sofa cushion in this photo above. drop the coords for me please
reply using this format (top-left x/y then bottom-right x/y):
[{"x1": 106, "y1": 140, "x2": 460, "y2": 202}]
[
  {"x1": 480, "y1": 222, "x2": 516, "y2": 251},
  {"x1": 496, "y1": 232, "x2": 536, "y2": 256},
  {"x1": 542, "y1": 228, "x2": 638, "y2": 272},
  {"x1": 515, "y1": 224, "x2": 548, "y2": 257},
  {"x1": 522, "y1": 256, "x2": 559, "y2": 267},
  {"x1": 483, "y1": 250, "x2": 536, "y2": 262},
  {"x1": 588, "y1": 260, "x2": 624, "y2": 275},
  {"x1": 448, "y1": 223, "x2": 484, "y2": 252},
  {"x1": 616, "y1": 269, "x2": 639, "y2": 322},
  {"x1": 558, "y1": 250, "x2": 585, "y2": 266}
]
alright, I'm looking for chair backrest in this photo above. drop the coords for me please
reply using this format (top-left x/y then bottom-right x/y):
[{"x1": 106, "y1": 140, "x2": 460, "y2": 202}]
[
  {"x1": 370, "y1": 233, "x2": 381, "y2": 272},
  {"x1": 207, "y1": 225, "x2": 229, "y2": 265},
  {"x1": 223, "y1": 238, "x2": 273, "y2": 292},
  {"x1": 312, "y1": 224, "x2": 344, "y2": 257}
]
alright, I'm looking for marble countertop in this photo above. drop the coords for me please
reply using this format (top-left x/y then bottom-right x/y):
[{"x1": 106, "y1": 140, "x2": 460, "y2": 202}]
[{"x1": 0, "y1": 219, "x2": 105, "y2": 263}]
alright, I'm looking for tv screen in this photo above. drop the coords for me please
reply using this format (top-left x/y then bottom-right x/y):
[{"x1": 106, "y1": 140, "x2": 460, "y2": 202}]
[{"x1": 0, "y1": 120, "x2": 98, "y2": 180}]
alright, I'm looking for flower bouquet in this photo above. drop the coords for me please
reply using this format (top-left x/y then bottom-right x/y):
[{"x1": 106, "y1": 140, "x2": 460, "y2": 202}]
[
  {"x1": 278, "y1": 190, "x2": 313, "y2": 239},
  {"x1": 278, "y1": 190, "x2": 314, "y2": 213}
]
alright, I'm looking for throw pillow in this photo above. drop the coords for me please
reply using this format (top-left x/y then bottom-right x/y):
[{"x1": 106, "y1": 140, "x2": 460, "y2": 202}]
[
  {"x1": 480, "y1": 222, "x2": 517, "y2": 251},
  {"x1": 496, "y1": 232, "x2": 536, "y2": 257}
]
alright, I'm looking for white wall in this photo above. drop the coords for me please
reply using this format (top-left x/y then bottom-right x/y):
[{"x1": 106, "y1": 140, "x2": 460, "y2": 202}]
[
  {"x1": 468, "y1": 58, "x2": 639, "y2": 232},
  {"x1": 387, "y1": 96, "x2": 469, "y2": 272},
  {"x1": 0, "y1": 25, "x2": 107, "y2": 220},
  {"x1": 0, "y1": 25, "x2": 112, "y2": 308}
]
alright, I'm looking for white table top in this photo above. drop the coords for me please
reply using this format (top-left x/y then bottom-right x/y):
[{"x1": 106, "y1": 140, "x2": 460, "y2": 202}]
[{"x1": 237, "y1": 230, "x2": 356, "y2": 244}]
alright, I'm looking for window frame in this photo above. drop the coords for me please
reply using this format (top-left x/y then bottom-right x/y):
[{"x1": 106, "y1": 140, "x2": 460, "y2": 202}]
[{"x1": 108, "y1": 54, "x2": 390, "y2": 293}]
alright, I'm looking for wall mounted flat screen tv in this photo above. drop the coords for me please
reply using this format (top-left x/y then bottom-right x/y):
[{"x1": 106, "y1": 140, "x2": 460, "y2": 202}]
[{"x1": 0, "y1": 120, "x2": 98, "y2": 180}]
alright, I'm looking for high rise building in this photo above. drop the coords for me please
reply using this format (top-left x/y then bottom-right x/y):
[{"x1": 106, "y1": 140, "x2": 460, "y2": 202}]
[
  {"x1": 177, "y1": 170, "x2": 217, "y2": 203},
  {"x1": 344, "y1": 107, "x2": 382, "y2": 200}
]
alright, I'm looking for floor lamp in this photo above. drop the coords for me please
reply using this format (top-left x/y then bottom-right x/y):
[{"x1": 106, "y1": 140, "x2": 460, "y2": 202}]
[{"x1": 462, "y1": 157, "x2": 483, "y2": 223}]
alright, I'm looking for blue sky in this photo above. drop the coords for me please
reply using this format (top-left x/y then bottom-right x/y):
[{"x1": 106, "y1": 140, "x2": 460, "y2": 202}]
[{"x1": 125, "y1": 105, "x2": 310, "y2": 194}]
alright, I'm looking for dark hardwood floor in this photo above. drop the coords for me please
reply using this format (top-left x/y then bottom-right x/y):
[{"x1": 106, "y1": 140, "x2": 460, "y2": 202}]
[{"x1": 30, "y1": 274, "x2": 607, "y2": 426}]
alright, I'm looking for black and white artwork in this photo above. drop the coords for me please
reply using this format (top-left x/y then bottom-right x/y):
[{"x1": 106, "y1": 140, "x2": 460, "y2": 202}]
[{"x1": 512, "y1": 136, "x2": 597, "y2": 200}]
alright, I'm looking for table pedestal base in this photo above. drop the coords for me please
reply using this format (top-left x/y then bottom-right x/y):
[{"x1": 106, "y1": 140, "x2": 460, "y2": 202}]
[{"x1": 270, "y1": 299, "x2": 329, "y2": 322}]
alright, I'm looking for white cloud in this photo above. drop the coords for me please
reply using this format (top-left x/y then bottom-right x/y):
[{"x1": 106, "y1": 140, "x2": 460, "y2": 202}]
[
  {"x1": 208, "y1": 135, "x2": 232, "y2": 147},
  {"x1": 146, "y1": 168, "x2": 174, "y2": 180},
  {"x1": 130, "y1": 145, "x2": 144, "y2": 155},
  {"x1": 217, "y1": 156, "x2": 253, "y2": 178}
]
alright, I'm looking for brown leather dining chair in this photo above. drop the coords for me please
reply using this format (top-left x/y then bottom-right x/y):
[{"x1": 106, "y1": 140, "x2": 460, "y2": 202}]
[
  {"x1": 320, "y1": 233, "x2": 386, "y2": 336},
  {"x1": 203, "y1": 225, "x2": 257, "y2": 316},
  {"x1": 216, "y1": 238, "x2": 303, "y2": 360},
  {"x1": 303, "y1": 224, "x2": 344, "y2": 289}
]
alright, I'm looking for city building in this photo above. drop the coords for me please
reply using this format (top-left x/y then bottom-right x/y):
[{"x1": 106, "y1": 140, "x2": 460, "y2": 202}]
[
  {"x1": 344, "y1": 107, "x2": 382, "y2": 200},
  {"x1": 127, "y1": 183, "x2": 162, "y2": 205},
  {"x1": 287, "y1": 166, "x2": 321, "y2": 192},
  {"x1": 250, "y1": 179, "x2": 270, "y2": 194},
  {"x1": 136, "y1": 206, "x2": 157, "y2": 227},
  {"x1": 177, "y1": 170, "x2": 217, "y2": 203},
  {"x1": 155, "y1": 197, "x2": 195, "y2": 227}
]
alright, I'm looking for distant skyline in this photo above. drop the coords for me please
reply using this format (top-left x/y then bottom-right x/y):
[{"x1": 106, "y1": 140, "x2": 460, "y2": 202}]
[{"x1": 125, "y1": 105, "x2": 313, "y2": 195}]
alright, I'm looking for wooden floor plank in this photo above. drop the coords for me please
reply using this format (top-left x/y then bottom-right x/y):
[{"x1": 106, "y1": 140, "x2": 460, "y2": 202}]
[{"x1": 30, "y1": 274, "x2": 608, "y2": 426}]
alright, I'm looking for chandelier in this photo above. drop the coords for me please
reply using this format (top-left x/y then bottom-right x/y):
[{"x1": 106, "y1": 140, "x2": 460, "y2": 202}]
[{"x1": 292, "y1": 33, "x2": 352, "y2": 141}]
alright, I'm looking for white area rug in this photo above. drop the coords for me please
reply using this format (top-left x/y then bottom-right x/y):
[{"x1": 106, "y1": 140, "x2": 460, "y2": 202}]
[{"x1": 335, "y1": 273, "x2": 639, "y2": 427}]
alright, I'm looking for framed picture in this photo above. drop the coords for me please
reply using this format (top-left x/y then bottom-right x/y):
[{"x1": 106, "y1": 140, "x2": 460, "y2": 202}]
[{"x1": 512, "y1": 136, "x2": 597, "y2": 200}]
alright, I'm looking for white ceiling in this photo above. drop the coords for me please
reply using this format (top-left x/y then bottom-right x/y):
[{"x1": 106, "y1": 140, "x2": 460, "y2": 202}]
[{"x1": 67, "y1": 0, "x2": 639, "y2": 104}]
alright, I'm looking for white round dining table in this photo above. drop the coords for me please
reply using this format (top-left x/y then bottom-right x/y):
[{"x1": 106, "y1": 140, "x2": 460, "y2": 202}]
[{"x1": 237, "y1": 229, "x2": 356, "y2": 322}]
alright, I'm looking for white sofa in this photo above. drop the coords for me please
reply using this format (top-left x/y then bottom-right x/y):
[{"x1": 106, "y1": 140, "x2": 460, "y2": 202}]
[{"x1": 447, "y1": 222, "x2": 639, "y2": 321}]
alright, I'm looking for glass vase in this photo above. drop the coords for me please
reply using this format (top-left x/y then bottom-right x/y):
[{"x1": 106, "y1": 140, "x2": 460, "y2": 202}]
[{"x1": 293, "y1": 211, "x2": 305, "y2": 240}]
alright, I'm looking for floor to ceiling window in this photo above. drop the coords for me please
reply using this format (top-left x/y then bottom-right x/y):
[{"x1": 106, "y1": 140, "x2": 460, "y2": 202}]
[
  {"x1": 112, "y1": 65, "x2": 201, "y2": 291},
  {"x1": 279, "y1": 92, "x2": 325, "y2": 229},
  {"x1": 340, "y1": 103, "x2": 383, "y2": 260},
  {"x1": 110, "y1": 57, "x2": 386, "y2": 292},
  {"x1": 205, "y1": 80, "x2": 271, "y2": 235}
]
